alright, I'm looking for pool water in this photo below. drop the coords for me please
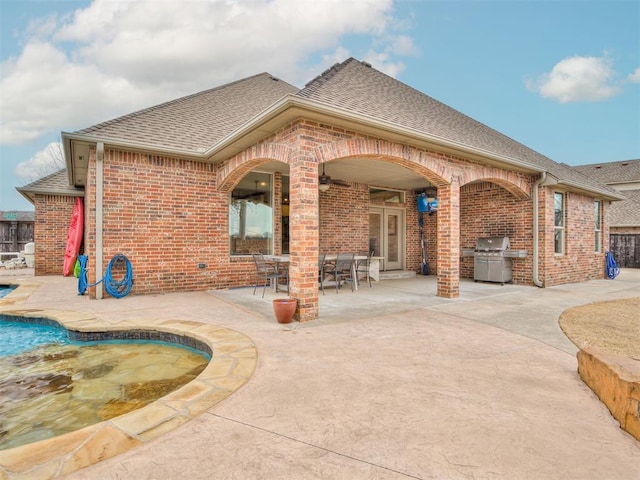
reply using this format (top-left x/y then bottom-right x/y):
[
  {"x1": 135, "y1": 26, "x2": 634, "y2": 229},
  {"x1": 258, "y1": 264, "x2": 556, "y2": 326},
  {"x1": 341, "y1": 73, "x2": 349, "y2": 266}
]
[
  {"x1": 0, "y1": 320, "x2": 210, "y2": 450},
  {"x1": 0, "y1": 321, "x2": 69, "y2": 356},
  {"x1": 0, "y1": 285, "x2": 16, "y2": 300}
]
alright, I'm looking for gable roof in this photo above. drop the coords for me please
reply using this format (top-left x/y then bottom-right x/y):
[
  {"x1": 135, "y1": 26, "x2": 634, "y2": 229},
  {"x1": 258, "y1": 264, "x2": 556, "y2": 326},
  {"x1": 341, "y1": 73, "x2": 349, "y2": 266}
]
[
  {"x1": 74, "y1": 73, "x2": 299, "y2": 153},
  {"x1": 16, "y1": 169, "x2": 84, "y2": 204}
]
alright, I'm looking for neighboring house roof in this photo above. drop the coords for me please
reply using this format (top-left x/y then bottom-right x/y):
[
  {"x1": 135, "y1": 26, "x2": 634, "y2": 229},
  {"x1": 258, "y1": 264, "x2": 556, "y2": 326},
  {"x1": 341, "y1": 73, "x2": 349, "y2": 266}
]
[
  {"x1": 0, "y1": 211, "x2": 34, "y2": 222},
  {"x1": 573, "y1": 159, "x2": 640, "y2": 186},
  {"x1": 609, "y1": 190, "x2": 640, "y2": 227},
  {"x1": 16, "y1": 169, "x2": 84, "y2": 204},
  {"x1": 61, "y1": 57, "x2": 621, "y2": 200},
  {"x1": 74, "y1": 73, "x2": 299, "y2": 153},
  {"x1": 574, "y1": 159, "x2": 640, "y2": 228}
]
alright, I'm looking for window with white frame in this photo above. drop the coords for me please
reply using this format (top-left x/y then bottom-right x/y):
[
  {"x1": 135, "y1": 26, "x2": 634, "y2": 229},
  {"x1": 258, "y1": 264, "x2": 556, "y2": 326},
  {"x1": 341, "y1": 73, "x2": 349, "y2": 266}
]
[
  {"x1": 554, "y1": 192, "x2": 565, "y2": 255},
  {"x1": 594, "y1": 200, "x2": 602, "y2": 253}
]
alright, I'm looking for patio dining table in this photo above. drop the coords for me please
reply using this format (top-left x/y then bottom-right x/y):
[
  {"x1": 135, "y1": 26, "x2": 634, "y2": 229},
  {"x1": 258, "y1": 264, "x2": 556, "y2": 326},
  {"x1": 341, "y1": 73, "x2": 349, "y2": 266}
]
[
  {"x1": 263, "y1": 254, "x2": 290, "y2": 292},
  {"x1": 324, "y1": 254, "x2": 384, "y2": 290},
  {"x1": 265, "y1": 254, "x2": 383, "y2": 291}
]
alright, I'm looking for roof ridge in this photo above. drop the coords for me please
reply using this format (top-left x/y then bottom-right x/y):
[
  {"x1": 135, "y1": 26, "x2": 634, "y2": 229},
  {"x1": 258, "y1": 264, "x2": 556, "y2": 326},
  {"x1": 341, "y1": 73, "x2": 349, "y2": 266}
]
[
  {"x1": 299, "y1": 57, "x2": 360, "y2": 96},
  {"x1": 77, "y1": 72, "x2": 277, "y2": 134}
]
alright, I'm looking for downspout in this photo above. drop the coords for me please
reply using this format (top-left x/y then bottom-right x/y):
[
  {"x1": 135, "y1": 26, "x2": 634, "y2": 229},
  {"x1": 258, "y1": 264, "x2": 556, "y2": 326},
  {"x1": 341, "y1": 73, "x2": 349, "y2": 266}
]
[
  {"x1": 95, "y1": 142, "x2": 104, "y2": 299},
  {"x1": 532, "y1": 172, "x2": 558, "y2": 287},
  {"x1": 532, "y1": 172, "x2": 545, "y2": 287}
]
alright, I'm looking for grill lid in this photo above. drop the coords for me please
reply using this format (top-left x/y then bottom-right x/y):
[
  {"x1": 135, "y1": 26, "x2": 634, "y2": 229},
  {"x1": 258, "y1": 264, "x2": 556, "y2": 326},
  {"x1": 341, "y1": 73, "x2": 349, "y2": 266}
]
[{"x1": 475, "y1": 236, "x2": 510, "y2": 251}]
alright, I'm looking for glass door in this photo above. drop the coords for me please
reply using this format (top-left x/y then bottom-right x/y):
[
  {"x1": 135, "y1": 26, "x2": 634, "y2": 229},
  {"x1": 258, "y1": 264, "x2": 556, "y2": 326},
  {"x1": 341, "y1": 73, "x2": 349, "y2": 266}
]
[{"x1": 369, "y1": 207, "x2": 404, "y2": 270}]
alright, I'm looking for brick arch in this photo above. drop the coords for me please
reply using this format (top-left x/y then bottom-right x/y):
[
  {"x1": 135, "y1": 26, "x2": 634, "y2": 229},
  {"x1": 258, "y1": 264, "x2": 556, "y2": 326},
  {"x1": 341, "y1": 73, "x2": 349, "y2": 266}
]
[
  {"x1": 315, "y1": 139, "x2": 451, "y2": 188},
  {"x1": 458, "y1": 167, "x2": 532, "y2": 199},
  {"x1": 217, "y1": 143, "x2": 292, "y2": 192}
]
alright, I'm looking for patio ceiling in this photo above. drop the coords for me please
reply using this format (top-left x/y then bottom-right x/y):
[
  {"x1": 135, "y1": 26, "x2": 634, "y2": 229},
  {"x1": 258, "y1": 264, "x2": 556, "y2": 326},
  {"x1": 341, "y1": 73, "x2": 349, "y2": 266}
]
[{"x1": 248, "y1": 157, "x2": 434, "y2": 191}]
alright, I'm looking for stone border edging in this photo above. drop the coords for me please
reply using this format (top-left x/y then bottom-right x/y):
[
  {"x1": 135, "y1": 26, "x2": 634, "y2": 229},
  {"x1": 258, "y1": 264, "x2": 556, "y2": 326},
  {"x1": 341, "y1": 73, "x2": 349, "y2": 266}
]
[{"x1": 577, "y1": 348, "x2": 640, "y2": 442}]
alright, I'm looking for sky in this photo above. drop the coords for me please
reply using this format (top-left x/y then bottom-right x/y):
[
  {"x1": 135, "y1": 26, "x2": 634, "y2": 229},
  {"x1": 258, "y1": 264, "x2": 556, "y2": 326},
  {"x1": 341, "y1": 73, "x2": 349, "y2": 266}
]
[{"x1": 1, "y1": 0, "x2": 638, "y2": 211}]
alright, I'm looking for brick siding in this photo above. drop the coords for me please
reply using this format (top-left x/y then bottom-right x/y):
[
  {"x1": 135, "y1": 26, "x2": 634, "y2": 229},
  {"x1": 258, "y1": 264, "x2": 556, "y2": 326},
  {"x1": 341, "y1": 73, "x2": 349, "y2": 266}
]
[
  {"x1": 63, "y1": 118, "x2": 606, "y2": 304},
  {"x1": 33, "y1": 194, "x2": 78, "y2": 276}
]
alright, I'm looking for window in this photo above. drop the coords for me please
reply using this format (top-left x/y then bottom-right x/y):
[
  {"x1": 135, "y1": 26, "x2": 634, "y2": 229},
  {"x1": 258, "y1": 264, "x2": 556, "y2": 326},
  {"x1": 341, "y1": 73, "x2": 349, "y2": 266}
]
[
  {"x1": 554, "y1": 192, "x2": 565, "y2": 255},
  {"x1": 369, "y1": 188, "x2": 405, "y2": 203},
  {"x1": 230, "y1": 172, "x2": 273, "y2": 255},
  {"x1": 594, "y1": 200, "x2": 602, "y2": 253}
]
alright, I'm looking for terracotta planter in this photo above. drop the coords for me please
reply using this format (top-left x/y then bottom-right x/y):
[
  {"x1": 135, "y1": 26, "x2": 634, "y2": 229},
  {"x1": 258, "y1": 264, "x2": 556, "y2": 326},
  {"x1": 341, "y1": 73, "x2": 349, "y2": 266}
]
[{"x1": 272, "y1": 298, "x2": 297, "y2": 324}]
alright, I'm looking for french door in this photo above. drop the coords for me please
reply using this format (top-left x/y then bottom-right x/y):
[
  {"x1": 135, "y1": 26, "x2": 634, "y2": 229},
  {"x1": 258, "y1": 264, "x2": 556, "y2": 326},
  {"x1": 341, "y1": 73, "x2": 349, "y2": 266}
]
[{"x1": 369, "y1": 207, "x2": 404, "y2": 271}]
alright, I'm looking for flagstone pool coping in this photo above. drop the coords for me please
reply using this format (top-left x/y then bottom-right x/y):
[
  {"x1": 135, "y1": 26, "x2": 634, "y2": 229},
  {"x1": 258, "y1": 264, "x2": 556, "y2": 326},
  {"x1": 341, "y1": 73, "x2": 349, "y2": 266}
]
[{"x1": 0, "y1": 282, "x2": 257, "y2": 480}]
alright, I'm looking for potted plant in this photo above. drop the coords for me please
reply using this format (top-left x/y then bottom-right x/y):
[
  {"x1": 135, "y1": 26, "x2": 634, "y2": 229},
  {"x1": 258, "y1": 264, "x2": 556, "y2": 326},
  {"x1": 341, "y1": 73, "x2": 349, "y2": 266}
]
[{"x1": 272, "y1": 297, "x2": 297, "y2": 324}]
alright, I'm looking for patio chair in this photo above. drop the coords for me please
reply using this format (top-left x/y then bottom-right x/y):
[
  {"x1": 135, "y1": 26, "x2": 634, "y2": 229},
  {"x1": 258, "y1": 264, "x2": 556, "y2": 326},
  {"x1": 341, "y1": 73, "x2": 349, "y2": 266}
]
[
  {"x1": 252, "y1": 253, "x2": 287, "y2": 298},
  {"x1": 356, "y1": 250, "x2": 373, "y2": 288},
  {"x1": 325, "y1": 252, "x2": 355, "y2": 293},
  {"x1": 318, "y1": 253, "x2": 328, "y2": 295}
]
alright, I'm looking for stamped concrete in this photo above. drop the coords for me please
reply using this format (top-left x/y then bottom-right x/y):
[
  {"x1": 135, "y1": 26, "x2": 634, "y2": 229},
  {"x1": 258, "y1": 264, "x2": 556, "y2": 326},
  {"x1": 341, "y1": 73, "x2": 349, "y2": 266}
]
[{"x1": 1, "y1": 268, "x2": 639, "y2": 479}]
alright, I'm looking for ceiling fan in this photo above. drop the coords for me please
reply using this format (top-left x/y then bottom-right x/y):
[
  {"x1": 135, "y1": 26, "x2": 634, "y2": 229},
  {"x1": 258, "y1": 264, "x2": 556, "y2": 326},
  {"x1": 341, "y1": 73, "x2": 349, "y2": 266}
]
[{"x1": 319, "y1": 163, "x2": 350, "y2": 192}]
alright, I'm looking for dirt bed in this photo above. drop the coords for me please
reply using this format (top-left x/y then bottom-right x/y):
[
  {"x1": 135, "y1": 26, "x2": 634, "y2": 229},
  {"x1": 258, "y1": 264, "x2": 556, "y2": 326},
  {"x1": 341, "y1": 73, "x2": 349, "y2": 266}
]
[{"x1": 559, "y1": 297, "x2": 640, "y2": 359}]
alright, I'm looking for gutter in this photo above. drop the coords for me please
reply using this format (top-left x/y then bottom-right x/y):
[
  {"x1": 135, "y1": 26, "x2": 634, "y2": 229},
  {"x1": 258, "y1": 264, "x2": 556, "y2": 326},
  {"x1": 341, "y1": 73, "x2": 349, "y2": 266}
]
[
  {"x1": 204, "y1": 95, "x2": 547, "y2": 175},
  {"x1": 62, "y1": 132, "x2": 206, "y2": 161}
]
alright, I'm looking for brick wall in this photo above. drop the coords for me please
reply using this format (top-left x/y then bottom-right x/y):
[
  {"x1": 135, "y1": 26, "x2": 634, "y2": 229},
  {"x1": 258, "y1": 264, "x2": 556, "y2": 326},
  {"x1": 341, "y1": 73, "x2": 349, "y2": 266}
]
[
  {"x1": 458, "y1": 182, "x2": 534, "y2": 284},
  {"x1": 319, "y1": 182, "x2": 369, "y2": 254},
  {"x1": 611, "y1": 226, "x2": 640, "y2": 234},
  {"x1": 84, "y1": 149, "x2": 258, "y2": 297},
  {"x1": 541, "y1": 190, "x2": 606, "y2": 286},
  {"x1": 33, "y1": 194, "x2": 78, "y2": 276},
  {"x1": 74, "y1": 119, "x2": 608, "y2": 298}
]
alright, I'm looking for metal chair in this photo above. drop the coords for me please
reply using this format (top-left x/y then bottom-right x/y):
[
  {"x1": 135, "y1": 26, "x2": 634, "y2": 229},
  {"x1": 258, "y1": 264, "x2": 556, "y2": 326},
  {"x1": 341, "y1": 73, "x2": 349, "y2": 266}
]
[
  {"x1": 356, "y1": 250, "x2": 373, "y2": 288},
  {"x1": 325, "y1": 252, "x2": 355, "y2": 293},
  {"x1": 318, "y1": 253, "x2": 327, "y2": 295},
  {"x1": 252, "y1": 253, "x2": 287, "y2": 298}
]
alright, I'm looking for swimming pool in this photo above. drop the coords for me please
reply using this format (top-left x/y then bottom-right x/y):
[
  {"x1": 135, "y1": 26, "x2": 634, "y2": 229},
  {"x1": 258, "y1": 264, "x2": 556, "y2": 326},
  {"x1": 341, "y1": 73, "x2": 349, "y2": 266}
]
[
  {"x1": 0, "y1": 316, "x2": 211, "y2": 450},
  {"x1": 0, "y1": 285, "x2": 16, "y2": 300},
  {"x1": 0, "y1": 282, "x2": 256, "y2": 479}
]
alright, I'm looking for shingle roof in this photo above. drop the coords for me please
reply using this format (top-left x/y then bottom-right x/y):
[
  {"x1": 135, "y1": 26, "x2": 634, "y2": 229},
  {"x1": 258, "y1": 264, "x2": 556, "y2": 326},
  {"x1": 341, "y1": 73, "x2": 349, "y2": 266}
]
[
  {"x1": 16, "y1": 169, "x2": 83, "y2": 203},
  {"x1": 75, "y1": 73, "x2": 299, "y2": 152},
  {"x1": 573, "y1": 159, "x2": 640, "y2": 184},
  {"x1": 66, "y1": 58, "x2": 620, "y2": 198},
  {"x1": 297, "y1": 58, "x2": 619, "y2": 197},
  {"x1": 610, "y1": 190, "x2": 640, "y2": 227}
]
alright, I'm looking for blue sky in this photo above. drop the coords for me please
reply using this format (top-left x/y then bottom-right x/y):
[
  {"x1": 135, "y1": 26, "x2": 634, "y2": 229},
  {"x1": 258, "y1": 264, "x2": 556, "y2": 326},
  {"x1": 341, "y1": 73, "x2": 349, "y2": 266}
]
[{"x1": 1, "y1": 0, "x2": 638, "y2": 211}]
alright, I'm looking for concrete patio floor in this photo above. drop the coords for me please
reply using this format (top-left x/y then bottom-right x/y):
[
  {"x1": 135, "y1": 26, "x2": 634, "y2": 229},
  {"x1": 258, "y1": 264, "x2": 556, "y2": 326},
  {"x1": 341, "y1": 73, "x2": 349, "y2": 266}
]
[{"x1": 2, "y1": 269, "x2": 640, "y2": 479}]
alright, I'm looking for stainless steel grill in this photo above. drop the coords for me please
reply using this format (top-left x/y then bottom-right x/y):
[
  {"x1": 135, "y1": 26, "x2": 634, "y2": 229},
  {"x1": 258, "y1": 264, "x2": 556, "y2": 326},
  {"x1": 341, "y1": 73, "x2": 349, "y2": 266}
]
[{"x1": 473, "y1": 237, "x2": 513, "y2": 284}]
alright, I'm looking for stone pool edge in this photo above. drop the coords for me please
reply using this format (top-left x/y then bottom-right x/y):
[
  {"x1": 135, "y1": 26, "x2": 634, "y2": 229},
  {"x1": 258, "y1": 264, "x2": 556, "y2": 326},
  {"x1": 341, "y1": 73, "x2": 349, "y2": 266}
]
[{"x1": 0, "y1": 282, "x2": 258, "y2": 480}]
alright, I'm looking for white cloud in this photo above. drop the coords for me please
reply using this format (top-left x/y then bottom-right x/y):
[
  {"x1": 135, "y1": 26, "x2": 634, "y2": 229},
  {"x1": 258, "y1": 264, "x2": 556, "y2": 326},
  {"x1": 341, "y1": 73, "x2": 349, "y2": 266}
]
[
  {"x1": 526, "y1": 55, "x2": 621, "y2": 103},
  {"x1": 15, "y1": 142, "x2": 64, "y2": 181},
  {"x1": 628, "y1": 67, "x2": 640, "y2": 83},
  {"x1": 1, "y1": 0, "x2": 409, "y2": 147}
]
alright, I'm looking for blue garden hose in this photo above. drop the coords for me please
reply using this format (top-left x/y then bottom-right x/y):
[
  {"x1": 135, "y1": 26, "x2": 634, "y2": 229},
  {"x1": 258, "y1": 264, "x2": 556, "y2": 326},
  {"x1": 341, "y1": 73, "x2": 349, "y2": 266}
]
[
  {"x1": 605, "y1": 251, "x2": 620, "y2": 280},
  {"x1": 78, "y1": 254, "x2": 133, "y2": 298}
]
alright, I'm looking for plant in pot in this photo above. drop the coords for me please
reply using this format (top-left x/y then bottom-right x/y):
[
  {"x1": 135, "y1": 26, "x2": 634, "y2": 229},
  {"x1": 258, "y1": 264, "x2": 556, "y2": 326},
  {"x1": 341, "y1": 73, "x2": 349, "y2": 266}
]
[{"x1": 272, "y1": 297, "x2": 297, "y2": 324}]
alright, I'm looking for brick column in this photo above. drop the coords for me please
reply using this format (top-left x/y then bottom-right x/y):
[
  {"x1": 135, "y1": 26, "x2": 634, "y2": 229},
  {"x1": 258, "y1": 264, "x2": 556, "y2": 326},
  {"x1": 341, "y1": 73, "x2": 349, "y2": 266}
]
[
  {"x1": 436, "y1": 181, "x2": 460, "y2": 298},
  {"x1": 289, "y1": 153, "x2": 319, "y2": 321}
]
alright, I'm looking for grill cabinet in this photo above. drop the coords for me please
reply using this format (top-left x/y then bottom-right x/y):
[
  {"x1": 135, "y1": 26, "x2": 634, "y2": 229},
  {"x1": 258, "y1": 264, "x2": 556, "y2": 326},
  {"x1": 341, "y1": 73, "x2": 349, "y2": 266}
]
[{"x1": 473, "y1": 237, "x2": 512, "y2": 284}]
